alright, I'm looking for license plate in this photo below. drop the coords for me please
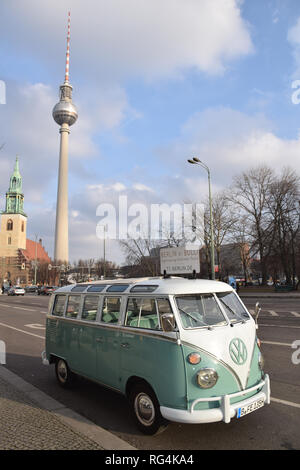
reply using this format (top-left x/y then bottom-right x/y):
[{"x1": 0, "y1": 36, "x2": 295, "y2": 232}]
[{"x1": 237, "y1": 398, "x2": 264, "y2": 418}]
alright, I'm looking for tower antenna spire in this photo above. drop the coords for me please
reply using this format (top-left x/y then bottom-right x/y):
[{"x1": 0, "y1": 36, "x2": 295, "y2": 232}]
[
  {"x1": 64, "y1": 11, "x2": 71, "y2": 84},
  {"x1": 52, "y1": 10, "x2": 78, "y2": 264}
]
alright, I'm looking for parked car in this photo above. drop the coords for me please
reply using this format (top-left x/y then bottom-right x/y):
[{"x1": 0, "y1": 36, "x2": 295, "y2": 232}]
[
  {"x1": 25, "y1": 285, "x2": 38, "y2": 293},
  {"x1": 7, "y1": 286, "x2": 25, "y2": 296},
  {"x1": 38, "y1": 286, "x2": 57, "y2": 295}
]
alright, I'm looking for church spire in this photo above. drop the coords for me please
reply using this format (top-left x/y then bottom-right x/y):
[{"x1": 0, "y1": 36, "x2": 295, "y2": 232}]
[
  {"x1": 9, "y1": 156, "x2": 22, "y2": 192},
  {"x1": 5, "y1": 156, "x2": 26, "y2": 216}
]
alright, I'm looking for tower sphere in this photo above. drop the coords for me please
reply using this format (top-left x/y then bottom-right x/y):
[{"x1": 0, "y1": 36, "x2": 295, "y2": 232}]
[{"x1": 52, "y1": 100, "x2": 78, "y2": 126}]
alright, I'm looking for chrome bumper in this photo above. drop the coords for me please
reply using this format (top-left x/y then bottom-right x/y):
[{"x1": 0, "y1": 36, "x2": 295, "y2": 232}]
[
  {"x1": 41, "y1": 350, "x2": 49, "y2": 366},
  {"x1": 161, "y1": 374, "x2": 270, "y2": 424}
]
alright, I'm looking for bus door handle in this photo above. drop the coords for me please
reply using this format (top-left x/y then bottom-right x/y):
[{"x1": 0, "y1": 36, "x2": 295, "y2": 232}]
[{"x1": 121, "y1": 342, "x2": 130, "y2": 349}]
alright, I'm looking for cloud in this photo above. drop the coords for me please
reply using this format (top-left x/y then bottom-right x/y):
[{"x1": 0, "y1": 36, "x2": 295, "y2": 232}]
[
  {"x1": 158, "y1": 106, "x2": 300, "y2": 193},
  {"x1": 0, "y1": 1, "x2": 256, "y2": 264},
  {"x1": 0, "y1": 80, "x2": 135, "y2": 203},
  {"x1": 0, "y1": 0, "x2": 253, "y2": 81}
]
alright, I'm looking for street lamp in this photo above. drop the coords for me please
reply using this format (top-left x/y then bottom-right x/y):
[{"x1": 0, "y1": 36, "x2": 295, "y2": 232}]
[
  {"x1": 187, "y1": 157, "x2": 215, "y2": 280},
  {"x1": 34, "y1": 234, "x2": 38, "y2": 285}
]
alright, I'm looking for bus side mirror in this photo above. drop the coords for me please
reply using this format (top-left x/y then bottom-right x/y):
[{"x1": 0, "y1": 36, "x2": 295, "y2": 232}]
[
  {"x1": 254, "y1": 302, "x2": 261, "y2": 329},
  {"x1": 161, "y1": 313, "x2": 176, "y2": 332}
]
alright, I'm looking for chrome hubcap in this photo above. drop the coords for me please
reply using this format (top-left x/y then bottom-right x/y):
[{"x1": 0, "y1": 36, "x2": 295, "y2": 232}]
[
  {"x1": 134, "y1": 393, "x2": 155, "y2": 426},
  {"x1": 57, "y1": 361, "x2": 67, "y2": 383}
]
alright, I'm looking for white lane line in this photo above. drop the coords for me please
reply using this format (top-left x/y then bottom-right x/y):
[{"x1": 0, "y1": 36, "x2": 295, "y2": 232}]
[
  {"x1": 291, "y1": 311, "x2": 300, "y2": 318},
  {"x1": 268, "y1": 310, "x2": 279, "y2": 317},
  {"x1": 12, "y1": 307, "x2": 36, "y2": 312},
  {"x1": 260, "y1": 324, "x2": 300, "y2": 329},
  {"x1": 0, "y1": 321, "x2": 44, "y2": 340},
  {"x1": 0, "y1": 303, "x2": 44, "y2": 313},
  {"x1": 271, "y1": 397, "x2": 300, "y2": 410},
  {"x1": 24, "y1": 324, "x2": 46, "y2": 330},
  {"x1": 262, "y1": 340, "x2": 291, "y2": 347}
]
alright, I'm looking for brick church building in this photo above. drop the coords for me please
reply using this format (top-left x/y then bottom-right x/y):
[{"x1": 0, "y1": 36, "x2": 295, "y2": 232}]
[{"x1": 0, "y1": 157, "x2": 51, "y2": 286}]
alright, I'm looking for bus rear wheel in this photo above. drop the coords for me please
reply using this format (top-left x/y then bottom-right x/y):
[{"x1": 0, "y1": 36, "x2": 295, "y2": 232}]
[
  {"x1": 129, "y1": 383, "x2": 168, "y2": 435},
  {"x1": 55, "y1": 358, "x2": 75, "y2": 388}
]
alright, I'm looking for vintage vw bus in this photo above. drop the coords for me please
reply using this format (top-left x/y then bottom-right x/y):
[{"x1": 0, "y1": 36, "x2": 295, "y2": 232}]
[{"x1": 42, "y1": 277, "x2": 270, "y2": 434}]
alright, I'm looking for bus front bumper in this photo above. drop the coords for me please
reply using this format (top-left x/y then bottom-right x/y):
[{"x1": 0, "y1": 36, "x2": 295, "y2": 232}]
[
  {"x1": 160, "y1": 375, "x2": 270, "y2": 424},
  {"x1": 41, "y1": 350, "x2": 49, "y2": 366}
]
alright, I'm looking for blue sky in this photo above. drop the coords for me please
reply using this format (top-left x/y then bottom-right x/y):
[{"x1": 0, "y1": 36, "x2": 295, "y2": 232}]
[{"x1": 1, "y1": 0, "x2": 300, "y2": 263}]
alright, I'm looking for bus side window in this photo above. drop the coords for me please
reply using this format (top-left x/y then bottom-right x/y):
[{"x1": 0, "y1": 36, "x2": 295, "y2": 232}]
[
  {"x1": 125, "y1": 298, "x2": 142, "y2": 326},
  {"x1": 52, "y1": 295, "x2": 66, "y2": 317},
  {"x1": 126, "y1": 298, "x2": 160, "y2": 330},
  {"x1": 157, "y1": 298, "x2": 176, "y2": 330},
  {"x1": 101, "y1": 297, "x2": 121, "y2": 324},
  {"x1": 66, "y1": 295, "x2": 81, "y2": 319},
  {"x1": 82, "y1": 295, "x2": 99, "y2": 321}
]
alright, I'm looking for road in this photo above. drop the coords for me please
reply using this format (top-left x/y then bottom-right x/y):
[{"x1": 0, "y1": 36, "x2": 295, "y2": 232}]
[{"x1": 0, "y1": 293, "x2": 299, "y2": 450}]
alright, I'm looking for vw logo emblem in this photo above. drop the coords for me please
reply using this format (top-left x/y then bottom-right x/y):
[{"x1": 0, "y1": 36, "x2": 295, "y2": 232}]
[{"x1": 229, "y1": 338, "x2": 247, "y2": 365}]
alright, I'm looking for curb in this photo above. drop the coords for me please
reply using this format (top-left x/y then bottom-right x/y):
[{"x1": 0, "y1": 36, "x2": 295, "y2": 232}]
[
  {"x1": 0, "y1": 366, "x2": 136, "y2": 451},
  {"x1": 240, "y1": 295, "x2": 300, "y2": 299}
]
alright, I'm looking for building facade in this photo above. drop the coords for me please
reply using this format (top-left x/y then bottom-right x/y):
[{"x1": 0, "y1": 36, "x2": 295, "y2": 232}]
[{"x1": 0, "y1": 158, "x2": 51, "y2": 286}]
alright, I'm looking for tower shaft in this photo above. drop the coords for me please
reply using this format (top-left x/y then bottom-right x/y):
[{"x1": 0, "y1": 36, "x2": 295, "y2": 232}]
[
  {"x1": 54, "y1": 123, "x2": 70, "y2": 263},
  {"x1": 52, "y1": 11, "x2": 77, "y2": 264}
]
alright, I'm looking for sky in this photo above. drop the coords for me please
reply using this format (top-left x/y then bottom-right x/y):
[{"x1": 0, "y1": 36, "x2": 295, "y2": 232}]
[{"x1": 1, "y1": 0, "x2": 300, "y2": 265}]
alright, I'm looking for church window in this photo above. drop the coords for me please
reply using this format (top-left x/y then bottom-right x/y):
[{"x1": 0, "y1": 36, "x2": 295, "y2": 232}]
[
  {"x1": 7, "y1": 219, "x2": 13, "y2": 231},
  {"x1": 8, "y1": 237, "x2": 11, "y2": 245},
  {"x1": 21, "y1": 221, "x2": 24, "y2": 232}
]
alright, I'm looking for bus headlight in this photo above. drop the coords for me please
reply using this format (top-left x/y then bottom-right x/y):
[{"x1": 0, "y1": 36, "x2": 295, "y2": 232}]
[{"x1": 197, "y1": 368, "x2": 218, "y2": 389}]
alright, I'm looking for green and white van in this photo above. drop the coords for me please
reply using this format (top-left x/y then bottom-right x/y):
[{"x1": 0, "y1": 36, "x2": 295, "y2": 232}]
[{"x1": 42, "y1": 277, "x2": 270, "y2": 434}]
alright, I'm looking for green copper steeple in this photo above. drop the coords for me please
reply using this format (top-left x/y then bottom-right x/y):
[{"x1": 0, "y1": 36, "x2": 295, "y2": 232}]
[{"x1": 4, "y1": 156, "x2": 26, "y2": 216}]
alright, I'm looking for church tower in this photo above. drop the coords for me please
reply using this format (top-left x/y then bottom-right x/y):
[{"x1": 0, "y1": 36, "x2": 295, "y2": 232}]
[{"x1": 0, "y1": 156, "x2": 27, "y2": 256}]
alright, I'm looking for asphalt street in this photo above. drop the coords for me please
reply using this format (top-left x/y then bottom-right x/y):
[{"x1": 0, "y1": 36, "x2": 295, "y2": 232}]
[{"x1": 0, "y1": 292, "x2": 299, "y2": 450}]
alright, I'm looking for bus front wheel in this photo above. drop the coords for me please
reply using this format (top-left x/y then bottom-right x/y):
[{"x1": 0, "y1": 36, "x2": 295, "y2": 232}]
[{"x1": 129, "y1": 383, "x2": 168, "y2": 435}]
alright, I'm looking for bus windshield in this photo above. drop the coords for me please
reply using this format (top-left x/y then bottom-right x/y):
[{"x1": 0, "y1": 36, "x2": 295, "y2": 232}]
[
  {"x1": 216, "y1": 292, "x2": 250, "y2": 324},
  {"x1": 175, "y1": 294, "x2": 227, "y2": 329}
]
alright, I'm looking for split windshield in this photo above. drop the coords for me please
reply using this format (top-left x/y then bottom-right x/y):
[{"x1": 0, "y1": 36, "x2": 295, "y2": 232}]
[
  {"x1": 176, "y1": 294, "x2": 227, "y2": 329},
  {"x1": 216, "y1": 292, "x2": 250, "y2": 324},
  {"x1": 176, "y1": 292, "x2": 250, "y2": 329}
]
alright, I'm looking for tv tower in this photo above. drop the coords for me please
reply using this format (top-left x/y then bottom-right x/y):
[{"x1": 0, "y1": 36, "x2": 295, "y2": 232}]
[{"x1": 52, "y1": 11, "x2": 78, "y2": 263}]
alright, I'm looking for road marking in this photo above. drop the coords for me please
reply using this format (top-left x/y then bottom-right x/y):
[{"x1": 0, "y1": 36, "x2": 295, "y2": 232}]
[
  {"x1": 291, "y1": 311, "x2": 300, "y2": 317},
  {"x1": 268, "y1": 310, "x2": 279, "y2": 316},
  {"x1": 24, "y1": 324, "x2": 46, "y2": 330},
  {"x1": 262, "y1": 340, "x2": 291, "y2": 347},
  {"x1": 271, "y1": 397, "x2": 300, "y2": 410},
  {"x1": 0, "y1": 321, "x2": 44, "y2": 339},
  {"x1": 260, "y1": 324, "x2": 300, "y2": 329},
  {"x1": 12, "y1": 306, "x2": 36, "y2": 312}
]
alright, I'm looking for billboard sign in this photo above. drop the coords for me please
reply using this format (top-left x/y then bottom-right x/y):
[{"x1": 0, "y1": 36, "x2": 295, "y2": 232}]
[{"x1": 160, "y1": 247, "x2": 200, "y2": 275}]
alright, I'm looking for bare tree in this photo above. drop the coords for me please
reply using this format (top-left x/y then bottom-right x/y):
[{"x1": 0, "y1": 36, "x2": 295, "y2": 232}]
[
  {"x1": 228, "y1": 165, "x2": 275, "y2": 285},
  {"x1": 119, "y1": 238, "x2": 162, "y2": 276},
  {"x1": 268, "y1": 167, "x2": 300, "y2": 286}
]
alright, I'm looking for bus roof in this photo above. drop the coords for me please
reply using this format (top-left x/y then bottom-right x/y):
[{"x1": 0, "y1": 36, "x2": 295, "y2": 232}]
[{"x1": 54, "y1": 277, "x2": 234, "y2": 295}]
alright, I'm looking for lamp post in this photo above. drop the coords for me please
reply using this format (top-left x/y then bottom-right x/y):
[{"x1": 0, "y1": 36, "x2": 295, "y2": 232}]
[
  {"x1": 98, "y1": 225, "x2": 106, "y2": 278},
  {"x1": 34, "y1": 234, "x2": 38, "y2": 285},
  {"x1": 187, "y1": 157, "x2": 215, "y2": 280}
]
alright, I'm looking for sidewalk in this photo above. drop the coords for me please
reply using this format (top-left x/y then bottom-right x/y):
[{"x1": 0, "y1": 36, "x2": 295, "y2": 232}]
[{"x1": 0, "y1": 366, "x2": 136, "y2": 451}]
